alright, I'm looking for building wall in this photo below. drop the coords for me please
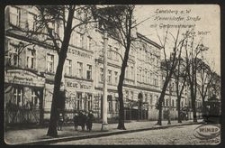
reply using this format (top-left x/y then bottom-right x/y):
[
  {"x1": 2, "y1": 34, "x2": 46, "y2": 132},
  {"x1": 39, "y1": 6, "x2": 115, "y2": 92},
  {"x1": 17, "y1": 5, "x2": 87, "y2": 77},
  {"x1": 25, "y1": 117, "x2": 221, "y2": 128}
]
[{"x1": 4, "y1": 5, "x2": 194, "y2": 124}]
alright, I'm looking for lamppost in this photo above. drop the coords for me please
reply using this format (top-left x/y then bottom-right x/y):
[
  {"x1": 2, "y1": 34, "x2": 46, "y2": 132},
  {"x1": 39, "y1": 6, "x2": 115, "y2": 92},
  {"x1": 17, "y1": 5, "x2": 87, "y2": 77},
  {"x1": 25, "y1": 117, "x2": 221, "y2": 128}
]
[
  {"x1": 168, "y1": 83, "x2": 172, "y2": 125},
  {"x1": 101, "y1": 27, "x2": 108, "y2": 131}
]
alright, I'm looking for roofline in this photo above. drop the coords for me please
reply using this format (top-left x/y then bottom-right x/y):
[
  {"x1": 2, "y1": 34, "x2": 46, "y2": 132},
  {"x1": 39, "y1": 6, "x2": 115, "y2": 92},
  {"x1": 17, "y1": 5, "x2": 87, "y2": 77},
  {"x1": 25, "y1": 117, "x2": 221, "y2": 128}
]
[{"x1": 137, "y1": 32, "x2": 162, "y2": 49}]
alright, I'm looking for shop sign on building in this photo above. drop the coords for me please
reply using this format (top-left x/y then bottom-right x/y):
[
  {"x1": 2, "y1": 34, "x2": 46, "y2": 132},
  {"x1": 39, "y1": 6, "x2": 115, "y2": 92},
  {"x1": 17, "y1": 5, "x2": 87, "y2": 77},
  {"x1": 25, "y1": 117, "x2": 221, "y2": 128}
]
[
  {"x1": 68, "y1": 48, "x2": 92, "y2": 59},
  {"x1": 5, "y1": 69, "x2": 45, "y2": 87},
  {"x1": 66, "y1": 81, "x2": 92, "y2": 90}
]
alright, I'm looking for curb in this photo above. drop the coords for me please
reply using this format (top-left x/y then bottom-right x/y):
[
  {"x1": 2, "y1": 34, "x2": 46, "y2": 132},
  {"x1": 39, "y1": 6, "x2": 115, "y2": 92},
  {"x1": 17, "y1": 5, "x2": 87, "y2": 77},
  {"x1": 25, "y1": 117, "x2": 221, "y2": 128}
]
[{"x1": 19, "y1": 122, "x2": 203, "y2": 145}]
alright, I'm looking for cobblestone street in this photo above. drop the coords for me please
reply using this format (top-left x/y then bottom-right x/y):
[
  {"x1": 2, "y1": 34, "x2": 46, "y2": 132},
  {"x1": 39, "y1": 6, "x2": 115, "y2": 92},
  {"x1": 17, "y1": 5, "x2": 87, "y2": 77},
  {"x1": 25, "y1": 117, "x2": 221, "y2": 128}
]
[{"x1": 53, "y1": 124, "x2": 220, "y2": 145}]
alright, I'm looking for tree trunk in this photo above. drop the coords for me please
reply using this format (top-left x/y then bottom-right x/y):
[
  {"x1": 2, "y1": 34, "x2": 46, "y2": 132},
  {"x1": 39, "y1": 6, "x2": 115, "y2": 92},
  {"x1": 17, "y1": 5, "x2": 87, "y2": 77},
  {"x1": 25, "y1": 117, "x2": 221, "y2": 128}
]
[
  {"x1": 177, "y1": 98, "x2": 182, "y2": 123},
  {"x1": 47, "y1": 55, "x2": 65, "y2": 137},
  {"x1": 117, "y1": 82, "x2": 126, "y2": 130},
  {"x1": 157, "y1": 100, "x2": 163, "y2": 125},
  {"x1": 117, "y1": 43, "x2": 130, "y2": 130},
  {"x1": 117, "y1": 48, "x2": 129, "y2": 130},
  {"x1": 46, "y1": 7, "x2": 74, "y2": 137},
  {"x1": 157, "y1": 79, "x2": 169, "y2": 125},
  {"x1": 192, "y1": 101, "x2": 197, "y2": 122},
  {"x1": 190, "y1": 88, "x2": 197, "y2": 123}
]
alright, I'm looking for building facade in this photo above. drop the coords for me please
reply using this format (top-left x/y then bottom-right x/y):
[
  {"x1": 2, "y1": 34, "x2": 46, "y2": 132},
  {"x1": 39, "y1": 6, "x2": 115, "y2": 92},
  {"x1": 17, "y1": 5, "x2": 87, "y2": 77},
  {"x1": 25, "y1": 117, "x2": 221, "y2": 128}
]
[{"x1": 4, "y1": 5, "x2": 197, "y2": 126}]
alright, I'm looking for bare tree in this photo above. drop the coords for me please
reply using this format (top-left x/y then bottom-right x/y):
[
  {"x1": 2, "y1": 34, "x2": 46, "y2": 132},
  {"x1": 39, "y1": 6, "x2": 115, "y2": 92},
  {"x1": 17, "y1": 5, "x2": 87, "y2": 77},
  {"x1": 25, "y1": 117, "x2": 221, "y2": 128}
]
[
  {"x1": 156, "y1": 28, "x2": 191, "y2": 125},
  {"x1": 196, "y1": 58, "x2": 215, "y2": 118},
  {"x1": 184, "y1": 33, "x2": 208, "y2": 123},
  {"x1": 174, "y1": 55, "x2": 187, "y2": 123},
  {"x1": 92, "y1": 5, "x2": 136, "y2": 130}
]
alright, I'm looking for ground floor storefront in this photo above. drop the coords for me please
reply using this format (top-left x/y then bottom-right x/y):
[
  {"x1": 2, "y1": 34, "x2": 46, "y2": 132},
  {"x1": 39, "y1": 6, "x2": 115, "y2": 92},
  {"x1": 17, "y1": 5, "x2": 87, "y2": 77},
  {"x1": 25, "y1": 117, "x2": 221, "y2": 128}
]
[
  {"x1": 4, "y1": 69, "x2": 203, "y2": 127},
  {"x1": 4, "y1": 69, "x2": 45, "y2": 126}
]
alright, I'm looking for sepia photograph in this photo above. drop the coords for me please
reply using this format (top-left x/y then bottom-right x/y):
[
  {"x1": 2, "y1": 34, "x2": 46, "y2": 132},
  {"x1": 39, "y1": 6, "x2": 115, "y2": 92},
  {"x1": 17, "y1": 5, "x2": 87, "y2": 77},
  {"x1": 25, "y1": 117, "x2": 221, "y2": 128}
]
[{"x1": 3, "y1": 4, "x2": 221, "y2": 145}]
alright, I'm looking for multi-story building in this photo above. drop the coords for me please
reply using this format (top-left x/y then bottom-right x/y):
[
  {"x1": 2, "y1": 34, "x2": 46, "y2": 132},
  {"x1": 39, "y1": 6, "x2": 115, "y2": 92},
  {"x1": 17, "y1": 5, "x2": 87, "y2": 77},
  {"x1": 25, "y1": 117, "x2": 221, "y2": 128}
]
[
  {"x1": 5, "y1": 5, "x2": 195, "y2": 126},
  {"x1": 4, "y1": 5, "x2": 96, "y2": 124}
]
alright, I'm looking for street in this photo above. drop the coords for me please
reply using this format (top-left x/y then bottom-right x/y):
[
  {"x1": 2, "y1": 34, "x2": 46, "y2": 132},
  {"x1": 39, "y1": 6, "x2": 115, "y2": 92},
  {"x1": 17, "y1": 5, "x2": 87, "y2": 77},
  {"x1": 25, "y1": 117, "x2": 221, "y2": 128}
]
[{"x1": 53, "y1": 124, "x2": 220, "y2": 145}]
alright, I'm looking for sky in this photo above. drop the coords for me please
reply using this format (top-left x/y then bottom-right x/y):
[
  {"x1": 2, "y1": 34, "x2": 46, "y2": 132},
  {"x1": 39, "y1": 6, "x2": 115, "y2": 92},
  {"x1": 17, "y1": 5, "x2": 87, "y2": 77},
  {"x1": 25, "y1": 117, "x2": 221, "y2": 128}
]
[{"x1": 134, "y1": 5, "x2": 220, "y2": 75}]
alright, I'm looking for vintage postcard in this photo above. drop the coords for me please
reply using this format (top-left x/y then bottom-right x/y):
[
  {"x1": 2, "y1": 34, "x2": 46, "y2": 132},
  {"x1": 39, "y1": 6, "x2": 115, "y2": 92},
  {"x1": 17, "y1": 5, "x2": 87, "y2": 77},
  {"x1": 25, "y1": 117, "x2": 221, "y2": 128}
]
[{"x1": 4, "y1": 4, "x2": 221, "y2": 145}]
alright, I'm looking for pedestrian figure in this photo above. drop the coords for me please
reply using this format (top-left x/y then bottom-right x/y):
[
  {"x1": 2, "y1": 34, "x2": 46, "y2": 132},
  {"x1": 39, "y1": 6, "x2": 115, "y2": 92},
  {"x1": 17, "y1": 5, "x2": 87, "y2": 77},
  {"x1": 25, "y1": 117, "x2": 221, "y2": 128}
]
[
  {"x1": 86, "y1": 110, "x2": 94, "y2": 131},
  {"x1": 58, "y1": 113, "x2": 64, "y2": 131},
  {"x1": 73, "y1": 111, "x2": 87, "y2": 131}
]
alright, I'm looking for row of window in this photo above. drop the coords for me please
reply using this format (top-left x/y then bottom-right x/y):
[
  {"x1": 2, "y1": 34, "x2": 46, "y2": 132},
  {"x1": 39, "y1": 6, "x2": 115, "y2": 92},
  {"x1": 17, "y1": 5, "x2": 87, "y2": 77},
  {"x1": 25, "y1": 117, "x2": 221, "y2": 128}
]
[
  {"x1": 70, "y1": 32, "x2": 92, "y2": 50},
  {"x1": 66, "y1": 92, "x2": 92, "y2": 111},
  {"x1": 49, "y1": 55, "x2": 93, "y2": 80},
  {"x1": 125, "y1": 91, "x2": 157, "y2": 106},
  {"x1": 8, "y1": 86, "x2": 39, "y2": 110},
  {"x1": 138, "y1": 46, "x2": 160, "y2": 66},
  {"x1": 9, "y1": 6, "x2": 93, "y2": 51},
  {"x1": 99, "y1": 67, "x2": 135, "y2": 85},
  {"x1": 5, "y1": 45, "x2": 92, "y2": 80},
  {"x1": 137, "y1": 68, "x2": 159, "y2": 86},
  {"x1": 5, "y1": 42, "x2": 37, "y2": 69},
  {"x1": 164, "y1": 99, "x2": 186, "y2": 109},
  {"x1": 107, "y1": 45, "x2": 120, "y2": 61},
  {"x1": 99, "y1": 68, "x2": 119, "y2": 84}
]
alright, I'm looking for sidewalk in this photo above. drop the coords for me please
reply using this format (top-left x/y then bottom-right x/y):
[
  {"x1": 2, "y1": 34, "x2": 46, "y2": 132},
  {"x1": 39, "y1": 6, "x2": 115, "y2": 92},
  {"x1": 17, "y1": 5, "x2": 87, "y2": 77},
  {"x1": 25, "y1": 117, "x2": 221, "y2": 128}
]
[{"x1": 4, "y1": 120, "x2": 203, "y2": 145}]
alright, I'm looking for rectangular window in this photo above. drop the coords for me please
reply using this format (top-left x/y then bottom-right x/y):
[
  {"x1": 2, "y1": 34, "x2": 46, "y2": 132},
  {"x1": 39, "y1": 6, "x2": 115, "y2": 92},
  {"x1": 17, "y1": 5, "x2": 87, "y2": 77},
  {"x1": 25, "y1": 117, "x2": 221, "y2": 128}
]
[
  {"x1": 70, "y1": 32, "x2": 76, "y2": 45},
  {"x1": 7, "y1": 42, "x2": 19, "y2": 66},
  {"x1": 77, "y1": 62, "x2": 83, "y2": 78},
  {"x1": 46, "y1": 22, "x2": 55, "y2": 39},
  {"x1": 9, "y1": 6, "x2": 21, "y2": 27},
  {"x1": 107, "y1": 70, "x2": 112, "y2": 84},
  {"x1": 87, "y1": 36, "x2": 92, "y2": 50},
  {"x1": 114, "y1": 71, "x2": 118, "y2": 84},
  {"x1": 125, "y1": 90, "x2": 129, "y2": 102},
  {"x1": 47, "y1": 53, "x2": 54, "y2": 73},
  {"x1": 100, "y1": 68, "x2": 104, "y2": 82},
  {"x1": 86, "y1": 64, "x2": 92, "y2": 80},
  {"x1": 125, "y1": 66, "x2": 128, "y2": 79},
  {"x1": 54, "y1": 22, "x2": 61, "y2": 38},
  {"x1": 14, "y1": 86, "x2": 23, "y2": 107},
  {"x1": 87, "y1": 94, "x2": 92, "y2": 111},
  {"x1": 78, "y1": 33, "x2": 84, "y2": 48},
  {"x1": 115, "y1": 47, "x2": 119, "y2": 60},
  {"x1": 172, "y1": 100, "x2": 174, "y2": 107},
  {"x1": 150, "y1": 73, "x2": 153, "y2": 84},
  {"x1": 27, "y1": 12, "x2": 37, "y2": 31},
  {"x1": 140, "y1": 69, "x2": 142, "y2": 82},
  {"x1": 130, "y1": 91, "x2": 133, "y2": 100},
  {"x1": 166, "y1": 99, "x2": 168, "y2": 107},
  {"x1": 145, "y1": 94, "x2": 148, "y2": 102},
  {"x1": 130, "y1": 66, "x2": 134, "y2": 79},
  {"x1": 145, "y1": 70, "x2": 148, "y2": 83},
  {"x1": 65, "y1": 59, "x2": 72, "y2": 76},
  {"x1": 31, "y1": 89, "x2": 39, "y2": 109},
  {"x1": 142, "y1": 69, "x2": 144, "y2": 82},
  {"x1": 77, "y1": 92, "x2": 82, "y2": 110},
  {"x1": 107, "y1": 45, "x2": 112, "y2": 59},
  {"x1": 115, "y1": 100, "x2": 119, "y2": 112},
  {"x1": 100, "y1": 42, "x2": 104, "y2": 56},
  {"x1": 26, "y1": 48, "x2": 36, "y2": 69},
  {"x1": 150, "y1": 94, "x2": 153, "y2": 105},
  {"x1": 108, "y1": 95, "x2": 112, "y2": 112},
  {"x1": 108, "y1": 101, "x2": 112, "y2": 112}
]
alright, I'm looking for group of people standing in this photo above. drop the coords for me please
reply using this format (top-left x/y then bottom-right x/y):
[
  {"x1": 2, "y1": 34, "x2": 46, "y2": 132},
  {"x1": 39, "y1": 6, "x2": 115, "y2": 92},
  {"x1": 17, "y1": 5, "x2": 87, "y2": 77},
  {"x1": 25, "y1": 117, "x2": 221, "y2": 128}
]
[{"x1": 57, "y1": 110, "x2": 94, "y2": 131}]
